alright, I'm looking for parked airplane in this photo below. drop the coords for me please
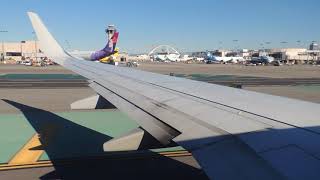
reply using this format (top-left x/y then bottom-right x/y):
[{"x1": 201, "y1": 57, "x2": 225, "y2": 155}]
[
  {"x1": 178, "y1": 54, "x2": 194, "y2": 62},
  {"x1": 206, "y1": 51, "x2": 244, "y2": 63},
  {"x1": 70, "y1": 25, "x2": 120, "y2": 64},
  {"x1": 27, "y1": 12, "x2": 320, "y2": 180},
  {"x1": 250, "y1": 56, "x2": 275, "y2": 65},
  {"x1": 153, "y1": 53, "x2": 180, "y2": 62}
]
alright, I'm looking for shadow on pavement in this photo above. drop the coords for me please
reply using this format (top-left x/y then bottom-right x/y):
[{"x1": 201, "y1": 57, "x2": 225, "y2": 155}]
[{"x1": 3, "y1": 99, "x2": 208, "y2": 180}]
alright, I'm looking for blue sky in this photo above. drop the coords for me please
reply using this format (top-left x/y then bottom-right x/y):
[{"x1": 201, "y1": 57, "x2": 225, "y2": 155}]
[{"x1": 0, "y1": 0, "x2": 319, "y2": 53}]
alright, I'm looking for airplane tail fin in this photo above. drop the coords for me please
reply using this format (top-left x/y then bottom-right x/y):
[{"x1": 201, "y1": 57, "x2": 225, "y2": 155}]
[
  {"x1": 101, "y1": 32, "x2": 119, "y2": 53},
  {"x1": 91, "y1": 32, "x2": 119, "y2": 60},
  {"x1": 112, "y1": 32, "x2": 119, "y2": 50},
  {"x1": 27, "y1": 12, "x2": 69, "y2": 64}
]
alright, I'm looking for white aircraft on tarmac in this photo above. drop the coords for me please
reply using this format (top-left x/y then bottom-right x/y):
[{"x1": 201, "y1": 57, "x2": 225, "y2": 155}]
[{"x1": 27, "y1": 12, "x2": 320, "y2": 180}]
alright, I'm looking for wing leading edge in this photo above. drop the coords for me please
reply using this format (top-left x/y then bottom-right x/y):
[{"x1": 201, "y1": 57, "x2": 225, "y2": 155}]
[{"x1": 27, "y1": 12, "x2": 320, "y2": 180}]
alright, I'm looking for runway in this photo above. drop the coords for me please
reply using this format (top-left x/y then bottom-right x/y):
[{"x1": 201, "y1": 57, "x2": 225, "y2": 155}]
[
  {"x1": 207, "y1": 77, "x2": 320, "y2": 86},
  {"x1": 1, "y1": 77, "x2": 320, "y2": 88},
  {"x1": 0, "y1": 79, "x2": 88, "y2": 88}
]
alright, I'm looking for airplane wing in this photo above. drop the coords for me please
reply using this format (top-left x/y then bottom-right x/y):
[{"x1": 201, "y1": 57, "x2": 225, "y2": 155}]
[{"x1": 27, "y1": 12, "x2": 320, "y2": 180}]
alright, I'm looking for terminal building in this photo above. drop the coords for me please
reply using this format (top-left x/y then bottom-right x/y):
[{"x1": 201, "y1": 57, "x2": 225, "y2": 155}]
[
  {"x1": 265, "y1": 48, "x2": 320, "y2": 63},
  {"x1": 310, "y1": 42, "x2": 319, "y2": 50},
  {"x1": 192, "y1": 49, "x2": 255, "y2": 61},
  {"x1": 0, "y1": 40, "x2": 42, "y2": 62},
  {"x1": 191, "y1": 48, "x2": 319, "y2": 64}
]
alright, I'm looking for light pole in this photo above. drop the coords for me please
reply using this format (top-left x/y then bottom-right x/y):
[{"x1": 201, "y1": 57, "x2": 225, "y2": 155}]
[
  {"x1": 233, "y1": 40, "x2": 239, "y2": 55},
  {"x1": 32, "y1": 31, "x2": 37, "y2": 61},
  {"x1": 296, "y1": 40, "x2": 301, "y2": 48},
  {"x1": 20, "y1": 41, "x2": 26, "y2": 60},
  {"x1": 0, "y1": 30, "x2": 8, "y2": 61},
  {"x1": 311, "y1": 41, "x2": 317, "y2": 61},
  {"x1": 260, "y1": 43, "x2": 265, "y2": 54},
  {"x1": 265, "y1": 42, "x2": 271, "y2": 48},
  {"x1": 218, "y1": 41, "x2": 223, "y2": 50},
  {"x1": 280, "y1": 41, "x2": 288, "y2": 62},
  {"x1": 280, "y1": 41, "x2": 288, "y2": 48}
]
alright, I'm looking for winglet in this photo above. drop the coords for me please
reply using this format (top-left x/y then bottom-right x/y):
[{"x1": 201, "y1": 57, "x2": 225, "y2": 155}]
[{"x1": 27, "y1": 12, "x2": 68, "y2": 63}]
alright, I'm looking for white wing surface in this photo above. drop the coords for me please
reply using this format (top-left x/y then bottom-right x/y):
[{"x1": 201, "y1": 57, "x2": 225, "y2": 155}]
[{"x1": 27, "y1": 12, "x2": 320, "y2": 180}]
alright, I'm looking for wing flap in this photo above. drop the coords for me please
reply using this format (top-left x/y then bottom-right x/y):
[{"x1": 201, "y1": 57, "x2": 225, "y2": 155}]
[{"x1": 89, "y1": 82, "x2": 181, "y2": 145}]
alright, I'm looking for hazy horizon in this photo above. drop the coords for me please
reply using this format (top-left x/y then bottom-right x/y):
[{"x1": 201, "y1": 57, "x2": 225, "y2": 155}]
[{"x1": 1, "y1": 0, "x2": 319, "y2": 53}]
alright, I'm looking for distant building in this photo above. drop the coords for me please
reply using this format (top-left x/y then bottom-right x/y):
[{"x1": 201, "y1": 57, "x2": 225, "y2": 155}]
[
  {"x1": 0, "y1": 40, "x2": 42, "y2": 61},
  {"x1": 238, "y1": 49, "x2": 251, "y2": 60},
  {"x1": 212, "y1": 50, "x2": 230, "y2": 57},
  {"x1": 309, "y1": 42, "x2": 319, "y2": 50},
  {"x1": 191, "y1": 51, "x2": 207, "y2": 58},
  {"x1": 267, "y1": 48, "x2": 319, "y2": 62}
]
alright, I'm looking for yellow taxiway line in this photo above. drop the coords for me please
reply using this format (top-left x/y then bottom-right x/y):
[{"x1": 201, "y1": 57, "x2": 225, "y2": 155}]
[
  {"x1": 0, "y1": 150, "x2": 192, "y2": 171},
  {"x1": 0, "y1": 161, "x2": 53, "y2": 171},
  {"x1": 8, "y1": 133, "x2": 44, "y2": 165},
  {"x1": 159, "y1": 151, "x2": 191, "y2": 157}
]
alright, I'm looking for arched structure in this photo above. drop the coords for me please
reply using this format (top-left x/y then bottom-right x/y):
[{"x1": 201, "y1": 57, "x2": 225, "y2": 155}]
[
  {"x1": 148, "y1": 45, "x2": 180, "y2": 56},
  {"x1": 148, "y1": 45, "x2": 181, "y2": 62}
]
